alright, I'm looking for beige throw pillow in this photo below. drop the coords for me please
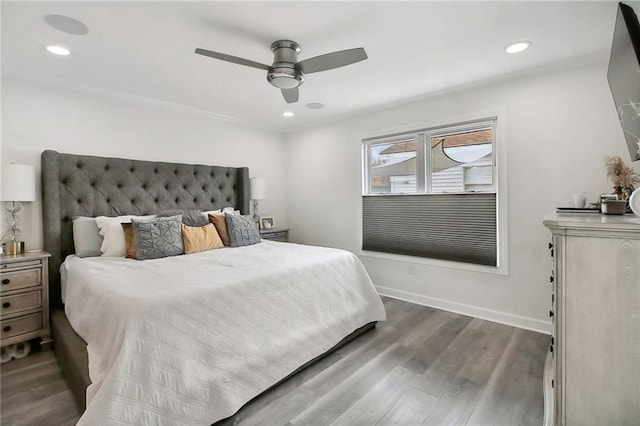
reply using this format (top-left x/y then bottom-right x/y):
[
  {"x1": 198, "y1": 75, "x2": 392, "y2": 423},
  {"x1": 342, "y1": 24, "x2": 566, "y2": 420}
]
[
  {"x1": 182, "y1": 223, "x2": 224, "y2": 254},
  {"x1": 208, "y1": 211, "x2": 240, "y2": 246}
]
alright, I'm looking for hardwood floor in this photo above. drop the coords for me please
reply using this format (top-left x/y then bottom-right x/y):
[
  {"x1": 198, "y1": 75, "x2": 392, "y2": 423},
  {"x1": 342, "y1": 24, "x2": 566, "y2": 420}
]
[{"x1": 0, "y1": 297, "x2": 549, "y2": 425}]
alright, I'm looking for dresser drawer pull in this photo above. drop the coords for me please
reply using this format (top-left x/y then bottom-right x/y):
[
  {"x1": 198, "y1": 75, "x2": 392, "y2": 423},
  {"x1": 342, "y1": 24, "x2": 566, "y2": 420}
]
[
  {"x1": 3, "y1": 325, "x2": 11, "y2": 332},
  {"x1": 2, "y1": 302, "x2": 10, "y2": 309},
  {"x1": 2, "y1": 279, "x2": 10, "y2": 285},
  {"x1": 549, "y1": 310, "x2": 554, "y2": 318}
]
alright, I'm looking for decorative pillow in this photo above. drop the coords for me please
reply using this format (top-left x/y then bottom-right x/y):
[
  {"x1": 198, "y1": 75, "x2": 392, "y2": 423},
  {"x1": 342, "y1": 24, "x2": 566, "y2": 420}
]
[
  {"x1": 72, "y1": 216, "x2": 103, "y2": 257},
  {"x1": 121, "y1": 223, "x2": 137, "y2": 259},
  {"x1": 95, "y1": 215, "x2": 154, "y2": 257},
  {"x1": 208, "y1": 210, "x2": 240, "y2": 246},
  {"x1": 159, "y1": 209, "x2": 209, "y2": 227},
  {"x1": 225, "y1": 213, "x2": 261, "y2": 247},
  {"x1": 131, "y1": 215, "x2": 184, "y2": 260},
  {"x1": 201, "y1": 209, "x2": 221, "y2": 219},
  {"x1": 181, "y1": 223, "x2": 224, "y2": 254}
]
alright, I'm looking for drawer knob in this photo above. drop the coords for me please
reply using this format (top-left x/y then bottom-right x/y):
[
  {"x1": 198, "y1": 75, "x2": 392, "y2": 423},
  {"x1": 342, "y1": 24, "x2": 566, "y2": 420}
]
[
  {"x1": 2, "y1": 302, "x2": 10, "y2": 309},
  {"x1": 3, "y1": 325, "x2": 11, "y2": 332},
  {"x1": 1, "y1": 279, "x2": 10, "y2": 285}
]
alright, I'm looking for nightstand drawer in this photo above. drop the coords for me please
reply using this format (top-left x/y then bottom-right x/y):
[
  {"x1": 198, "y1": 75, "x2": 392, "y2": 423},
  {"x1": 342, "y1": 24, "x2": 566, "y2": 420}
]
[
  {"x1": 1, "y1": 260, "x2": 42, "y2": 272},
  {"x1": 1, "y1": 313, "x2": 42, "y2": 340},
  {"x1": 0, "y1": 291, "x2": 41, "y2": 317},
  {"x1": 0, "y1": 269, "x2": 41, "y2": 293},
  {"x1": 266, "y1": 231, "x2": 287, "y2": 239}
]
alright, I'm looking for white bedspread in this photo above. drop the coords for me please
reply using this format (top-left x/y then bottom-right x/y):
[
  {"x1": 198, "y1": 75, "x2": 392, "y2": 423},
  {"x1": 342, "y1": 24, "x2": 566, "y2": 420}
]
[{"x1": 63, "y1": 241, "x2": 386, "y2": 425}]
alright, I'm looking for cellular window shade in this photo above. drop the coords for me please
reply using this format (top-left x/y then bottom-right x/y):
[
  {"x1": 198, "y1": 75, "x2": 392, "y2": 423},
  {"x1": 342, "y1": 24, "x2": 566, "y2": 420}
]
[{"x1": 362, "y1": 193, "x2": 497, "y2": 266}]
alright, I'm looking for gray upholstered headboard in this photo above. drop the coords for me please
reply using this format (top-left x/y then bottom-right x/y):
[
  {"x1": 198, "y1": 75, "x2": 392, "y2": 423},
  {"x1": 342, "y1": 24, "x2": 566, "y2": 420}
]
[{"x1": 41, "y1": 150, "x2": 250, "y2": 309}]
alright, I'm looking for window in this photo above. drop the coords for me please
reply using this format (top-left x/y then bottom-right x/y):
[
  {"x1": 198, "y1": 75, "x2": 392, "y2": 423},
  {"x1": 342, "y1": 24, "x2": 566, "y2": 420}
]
[{"x1": 362, "y1": 118, "x2": 501, "y2": 267}]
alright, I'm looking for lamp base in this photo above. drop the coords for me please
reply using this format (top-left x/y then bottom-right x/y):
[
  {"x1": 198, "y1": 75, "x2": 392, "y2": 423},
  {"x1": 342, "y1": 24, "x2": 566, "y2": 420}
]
[{"x1": 4, "y1": 241, "x2": 25, "y2": 255}]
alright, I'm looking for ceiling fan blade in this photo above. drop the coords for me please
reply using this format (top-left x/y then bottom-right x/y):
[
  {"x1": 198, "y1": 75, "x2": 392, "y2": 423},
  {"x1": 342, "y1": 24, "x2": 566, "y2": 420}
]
[
  {"x1": 194, "y1": 48, "x2": 270, "y2": 71},
  {"x1": 281, "y1": 88, "x2": 299, "y2": 103},
  {"x1": 297, "y1": 48, "x2": 367, "y2": 74}
]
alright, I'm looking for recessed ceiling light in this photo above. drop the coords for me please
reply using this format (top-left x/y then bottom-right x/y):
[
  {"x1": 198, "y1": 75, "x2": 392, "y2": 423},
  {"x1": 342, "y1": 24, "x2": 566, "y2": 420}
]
[
  {"x1": 282, "y1": 111, "x2": 295, "y2": 117},
  {"x1": 505, "y1": 41, "x2": 531, "y2": 54},
  {"x1": 306, "y1": 102, "x2": 325, "y2": 110},
  {"x1": 46, "y1": 45, "x2": 71, "y2": 56}
]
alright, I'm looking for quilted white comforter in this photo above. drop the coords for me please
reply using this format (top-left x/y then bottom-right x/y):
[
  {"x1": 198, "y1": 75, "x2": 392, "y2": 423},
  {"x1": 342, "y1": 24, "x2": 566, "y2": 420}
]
[{"x1": 63, "y1": 241, "x2": 386, "y2": 425}]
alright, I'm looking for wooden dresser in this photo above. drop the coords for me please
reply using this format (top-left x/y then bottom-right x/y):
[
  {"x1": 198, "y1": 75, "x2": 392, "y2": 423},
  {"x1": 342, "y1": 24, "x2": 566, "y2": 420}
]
[
  {"x1": 0, "y1": 251, "x2": 51, "y2": 350},
  {"x1": 543, "y1": 213, "x2": 640, "y2": 425}
]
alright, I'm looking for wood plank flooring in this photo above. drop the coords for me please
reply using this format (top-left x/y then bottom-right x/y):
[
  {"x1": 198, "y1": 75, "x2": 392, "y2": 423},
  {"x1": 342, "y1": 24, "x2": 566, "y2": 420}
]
[{"x1": 0, "y1": 297, "x2": 549, "y2": 425}]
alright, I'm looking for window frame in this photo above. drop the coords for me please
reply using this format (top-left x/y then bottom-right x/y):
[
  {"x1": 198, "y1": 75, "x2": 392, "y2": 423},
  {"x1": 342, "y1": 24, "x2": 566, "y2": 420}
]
[{"x1": 359, "y1": 112, "x2": 509, "y2": 276}]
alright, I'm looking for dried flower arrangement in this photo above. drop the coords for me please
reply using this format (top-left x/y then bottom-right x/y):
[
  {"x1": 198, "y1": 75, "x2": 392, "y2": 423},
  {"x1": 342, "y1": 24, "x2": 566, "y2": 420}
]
[{"x1": 605, "y1": 156, "x2": 640, "y2": 199}]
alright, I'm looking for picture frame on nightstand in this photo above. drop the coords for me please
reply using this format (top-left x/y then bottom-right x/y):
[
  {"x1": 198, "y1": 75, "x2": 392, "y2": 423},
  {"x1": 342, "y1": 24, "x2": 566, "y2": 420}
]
[{"x1": 261, "y1": 216, "x2": 274, "y2": 230}]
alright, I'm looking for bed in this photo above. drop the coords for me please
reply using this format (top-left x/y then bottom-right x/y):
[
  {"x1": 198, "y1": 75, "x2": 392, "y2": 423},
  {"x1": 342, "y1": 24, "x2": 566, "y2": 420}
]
[{"x1": 41, "y1": 150, "x2": 386, "y2": 425}]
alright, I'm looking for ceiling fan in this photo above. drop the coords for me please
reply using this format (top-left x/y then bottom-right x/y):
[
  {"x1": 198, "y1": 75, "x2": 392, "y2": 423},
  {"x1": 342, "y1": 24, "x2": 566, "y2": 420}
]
[{"x1": 195, "y1": 40, "x2": 367, "y2": 104}]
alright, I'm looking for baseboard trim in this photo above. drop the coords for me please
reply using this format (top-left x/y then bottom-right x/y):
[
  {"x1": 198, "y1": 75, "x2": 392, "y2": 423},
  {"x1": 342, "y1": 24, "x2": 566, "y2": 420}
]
[{"x1": 376, "y1": 285, "x2": 551, "y2": 335}]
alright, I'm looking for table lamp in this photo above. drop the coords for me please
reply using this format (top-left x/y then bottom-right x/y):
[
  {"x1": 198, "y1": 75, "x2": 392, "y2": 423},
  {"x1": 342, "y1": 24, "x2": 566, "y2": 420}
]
[
  {"x1": 250, "y1": 177, "x2": 267, "y2": 224},
  {"x1": 1, "y1": 164, "x2": 36, "y2": 255}
]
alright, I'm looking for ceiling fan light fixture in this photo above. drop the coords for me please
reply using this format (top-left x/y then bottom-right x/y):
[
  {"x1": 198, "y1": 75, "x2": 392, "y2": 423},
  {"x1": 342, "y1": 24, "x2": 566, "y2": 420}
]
[
  {"x1": 45, "y1": 45, "x2": 71, "y2": 56},
  {"x1": 269, "y1": 74, "x2": 301, "y2": 89},
  {"x1": 267, "y1": 66, "x2": 304, "y2": 89}
]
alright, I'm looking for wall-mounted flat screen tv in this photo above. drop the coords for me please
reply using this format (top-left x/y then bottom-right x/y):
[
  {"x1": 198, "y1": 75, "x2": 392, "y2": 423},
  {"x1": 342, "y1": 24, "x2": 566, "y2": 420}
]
[{"x1": 607, "y1": 2, "x2": 640, "y2": 162}]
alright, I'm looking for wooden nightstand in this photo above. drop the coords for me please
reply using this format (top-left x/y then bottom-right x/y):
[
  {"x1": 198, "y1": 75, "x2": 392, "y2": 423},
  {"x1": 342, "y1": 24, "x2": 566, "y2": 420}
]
[
  {"x1": 0, "y1": 251, "x2": 51, "y2": 350},
  {"x1": 260, "y1": 228, "x2": 289, "y2": 242}
]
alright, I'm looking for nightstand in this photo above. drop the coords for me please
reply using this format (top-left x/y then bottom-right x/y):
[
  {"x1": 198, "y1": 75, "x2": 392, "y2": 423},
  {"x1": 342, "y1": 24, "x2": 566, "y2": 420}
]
[
  {"x1": 0, "y1": 251, "x2": 51, "y2": 351},
  {"x1": 260, "y1": 228, "x2": 289, "y2": 242}
]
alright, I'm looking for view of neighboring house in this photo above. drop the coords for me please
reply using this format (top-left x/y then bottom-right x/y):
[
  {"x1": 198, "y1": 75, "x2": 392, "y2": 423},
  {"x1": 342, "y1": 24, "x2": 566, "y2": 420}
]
[{"x1": 371, "y1": 128, "x2": 494, "y2": 194}]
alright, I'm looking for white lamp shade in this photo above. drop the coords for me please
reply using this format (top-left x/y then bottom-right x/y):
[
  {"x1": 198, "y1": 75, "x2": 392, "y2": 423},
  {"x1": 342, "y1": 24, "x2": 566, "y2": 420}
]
[
  {"x1": 2, "y1": 164, "x2": 36, "y2": 202},
  {"x1": 250, "y1": 177, "x2": 267, "y2": 200}
]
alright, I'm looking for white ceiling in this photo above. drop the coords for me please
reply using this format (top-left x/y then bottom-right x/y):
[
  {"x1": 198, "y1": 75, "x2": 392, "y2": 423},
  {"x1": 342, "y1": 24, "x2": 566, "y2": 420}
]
[{"x1": 1, "y1": 1, "x2": 618, "y2": 132}]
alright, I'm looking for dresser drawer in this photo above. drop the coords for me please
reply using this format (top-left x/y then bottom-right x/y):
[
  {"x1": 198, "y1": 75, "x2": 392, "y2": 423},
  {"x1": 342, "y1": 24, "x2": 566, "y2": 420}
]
[
  {"x1": 1, "y1": 312, "x2": 42, "y2": 340},
  {"x1": 0, "y1": 290, "x2": 41, "y2": 317},
  {"x1": 0, "y1": 269, "x2": 41, "y2": 293}
]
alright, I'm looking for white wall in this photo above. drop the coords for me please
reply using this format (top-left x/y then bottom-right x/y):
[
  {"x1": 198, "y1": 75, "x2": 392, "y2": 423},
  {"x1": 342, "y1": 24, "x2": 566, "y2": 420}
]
[
  {"x1": 284, "y1": 58, "x2": 640, "y2": 333},
  {"x1": 1, "y1": 77, "x2": 287, "y2": 250}
]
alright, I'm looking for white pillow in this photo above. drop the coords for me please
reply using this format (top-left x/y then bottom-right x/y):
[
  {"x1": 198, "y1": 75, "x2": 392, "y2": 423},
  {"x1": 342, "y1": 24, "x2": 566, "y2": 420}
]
[
  {"x1": 200, "y1": 209, "x2": 221, "y2": 219},
  {"x1": 95, "y1": 215, "x2": 155, "y2": 257}
]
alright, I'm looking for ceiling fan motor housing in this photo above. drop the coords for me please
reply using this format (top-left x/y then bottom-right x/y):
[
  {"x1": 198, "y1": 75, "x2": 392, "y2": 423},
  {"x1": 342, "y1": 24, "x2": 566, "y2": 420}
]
[{"x1": 267, "y1": 40, "x2": 304, "y2": 89}]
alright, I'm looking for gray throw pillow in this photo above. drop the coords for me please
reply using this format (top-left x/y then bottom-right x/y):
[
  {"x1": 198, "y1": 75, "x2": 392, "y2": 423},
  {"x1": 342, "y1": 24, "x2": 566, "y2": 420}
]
[
  {"x1": 158, "y1": 209, "x2": 208, "y2": 227},
  {"x1": 72, "y1": 216, "x2": 104, "y2": 257},
  {"x1": 131, "y1": 215, "x2": 184, "y2": 260},
  {"x1": 225, "y1": 214, "x2": 261, "y2": 247}
]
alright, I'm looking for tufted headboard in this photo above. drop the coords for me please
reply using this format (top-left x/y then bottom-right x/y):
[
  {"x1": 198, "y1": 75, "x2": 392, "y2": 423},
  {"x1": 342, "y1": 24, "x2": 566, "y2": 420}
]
[{"x1": 41, "y1": 150, "x2": 250, "y2": 309}]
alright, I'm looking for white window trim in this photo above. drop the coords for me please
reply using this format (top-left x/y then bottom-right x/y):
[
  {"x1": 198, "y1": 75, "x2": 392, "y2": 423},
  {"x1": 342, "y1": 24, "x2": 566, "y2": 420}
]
[{"x1": 358, "y1": 109, "x2": 509, "y2": 276}]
